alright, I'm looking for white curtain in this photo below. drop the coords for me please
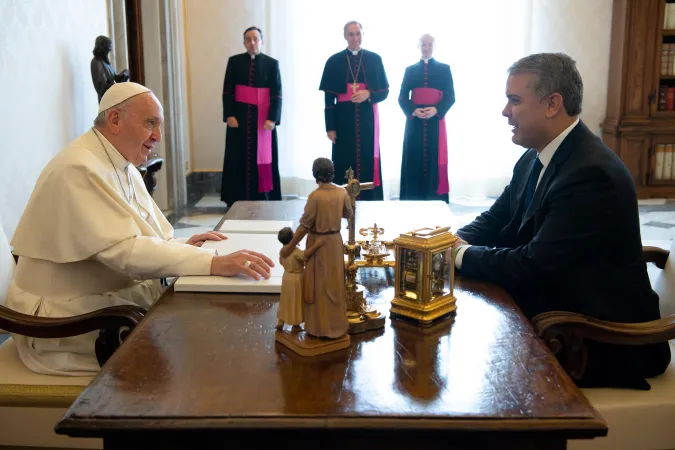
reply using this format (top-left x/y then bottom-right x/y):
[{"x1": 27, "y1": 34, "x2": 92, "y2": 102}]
[{"x1": 267, "y1": 0, "x2": 612, "y2": 201}]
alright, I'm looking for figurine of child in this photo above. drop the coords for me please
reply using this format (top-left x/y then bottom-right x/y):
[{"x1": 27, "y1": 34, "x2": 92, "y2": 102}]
[{"x1": 276, "y1": 227, "x2": 323, "y2": 330}]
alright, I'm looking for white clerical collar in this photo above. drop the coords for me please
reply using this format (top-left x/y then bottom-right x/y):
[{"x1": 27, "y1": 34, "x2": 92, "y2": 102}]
[
  {"x1": 92, "y1": 128, "x2": 131, "y2": 170},
  {"x1": 250, "y1": 53, "x2": 256, "y2": 60},
  {"x1": 348, "y1": 48, "x2": 361, "y2": 55},
  {"x1": 421, "y1": 57, "x2": 432, "y2": 64},
  {"x1": 538, "y1": 118, "x2": 580, "y2": 169}
]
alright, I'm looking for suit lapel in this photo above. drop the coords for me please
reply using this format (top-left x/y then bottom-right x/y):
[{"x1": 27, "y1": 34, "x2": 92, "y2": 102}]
[
  {"x1": 520, "y1": 121, "x2": 587, "y2": 228},
  {"x1": 515, "y1": 151, "x2": 535, "y2": 216}
]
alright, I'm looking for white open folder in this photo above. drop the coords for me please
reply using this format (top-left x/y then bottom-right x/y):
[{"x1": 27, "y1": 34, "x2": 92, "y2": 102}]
[{"x1": 173, "y1": 220, "x2": 292, "y2": 293}]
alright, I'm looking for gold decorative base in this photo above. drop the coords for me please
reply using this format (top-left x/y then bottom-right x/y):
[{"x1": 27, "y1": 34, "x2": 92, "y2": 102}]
[
  {"x1": 345, "y1": 284, "x2": 386, "y2": 334},
  {"x1": 354, "y1": 258, "x2": 396, "y2": 268},
  {"x1": 275, "y1": 329, "x2": 351, "y2": 356},
  {"x1": 390, "y1": 313, "x2": 456, "y2": 337},
  {"x1": 346, "y1": 285, "x2": 366, "y2": 313},
  {"x1": 390, "y1": 295, "x2": 457, "y2": 326},
  {"x1": 348, "y1": 310, "x2": 386, "y2": 334}
]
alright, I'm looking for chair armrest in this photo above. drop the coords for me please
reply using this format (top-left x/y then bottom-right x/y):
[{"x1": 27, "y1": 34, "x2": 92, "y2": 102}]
[
  {"x1": 138, "y1": 156, "x2": 164, "y2": 173},
  {"x1": 0, "y1": 305, "x2": 146, "y2": 367},
  {"x1": 643, "y1": 246, "x2": 669, "y2": 269},
  {"x1": 137, "y1": 155, "x2": 164, "y2": 197},
  {"x1": 532, "y1": 311, "x2": 675, "y2": 380}
]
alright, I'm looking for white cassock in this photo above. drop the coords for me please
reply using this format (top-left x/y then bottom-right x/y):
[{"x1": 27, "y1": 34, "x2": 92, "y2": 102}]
[{"x1": 8, "y1": 128, "x2": 216, "y2": 375}]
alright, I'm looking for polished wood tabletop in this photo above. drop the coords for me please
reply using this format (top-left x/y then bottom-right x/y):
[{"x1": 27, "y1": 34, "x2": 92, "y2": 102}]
[
  {"x1": 217, "y1": 199, "x2": 462, "y2": 241},
  {"x1": 56, "y1": 201, "x2": 606, "y2": 449}
]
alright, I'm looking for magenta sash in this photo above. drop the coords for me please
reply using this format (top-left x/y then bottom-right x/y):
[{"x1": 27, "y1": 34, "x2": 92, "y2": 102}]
[
  {"x1": 336, "y1": 83, "x2": 381, "y2": 186},
  {"x1": 234, "y1": 84, "x2": 273, "y2": 193},
  {"x1": 411, "y1": 87, "x2": 449, "y2": 195}
]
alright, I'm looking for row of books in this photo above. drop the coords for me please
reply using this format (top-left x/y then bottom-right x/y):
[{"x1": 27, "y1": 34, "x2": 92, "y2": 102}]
[
  {"x1": 660, "y1": 43, "x2": 675, "y2": 76},
  {"x1": 665, "y1": 4, "x2": 675, "y2": 29},
  {"x1": 657, "y1": 85, "x2": 675, "y2": 111},
  {"x1": 654, "y1": 144, "x2": 675, "y2": 180}
]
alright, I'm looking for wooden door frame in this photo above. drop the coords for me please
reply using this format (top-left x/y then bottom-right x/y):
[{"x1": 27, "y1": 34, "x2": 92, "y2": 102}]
[{"x1": 125, "y1": 0, "x2": 145, "y2": 85}]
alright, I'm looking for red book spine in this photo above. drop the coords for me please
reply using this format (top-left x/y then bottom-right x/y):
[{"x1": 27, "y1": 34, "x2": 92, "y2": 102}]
[{"x1": 659, "y1": 85, "x2": 669, "y2": 111}]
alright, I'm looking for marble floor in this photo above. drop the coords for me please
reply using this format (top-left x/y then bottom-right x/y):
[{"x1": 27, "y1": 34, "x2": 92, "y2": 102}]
[{"x1": 165, "y1": 195, "x2": 675, "y2": 250}]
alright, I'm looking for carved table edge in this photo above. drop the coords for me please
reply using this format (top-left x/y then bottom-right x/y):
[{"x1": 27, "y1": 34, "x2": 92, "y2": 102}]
[{"x1": 56, "y1": 416, "x2": 608, "y2": 438}]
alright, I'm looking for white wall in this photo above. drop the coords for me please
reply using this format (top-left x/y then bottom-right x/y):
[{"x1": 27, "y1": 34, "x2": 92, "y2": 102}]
[
  {"x1": 527, "y1": 0, "x2": 613, "y2": 135},
  {"x1": 0, "y1": 0, "x2": 109, "y2": 238},
  {"x1": 184, "y1": 0, "x2": 268, "y2": 171},
  {"x1": 183, "y1": 0, "x2": 613, "y2": 177}
]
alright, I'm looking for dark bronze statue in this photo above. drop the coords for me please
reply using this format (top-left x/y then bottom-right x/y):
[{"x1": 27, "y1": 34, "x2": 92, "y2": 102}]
[{"x1": 91, "y1": 36, "x2": 130, "y2": 103}]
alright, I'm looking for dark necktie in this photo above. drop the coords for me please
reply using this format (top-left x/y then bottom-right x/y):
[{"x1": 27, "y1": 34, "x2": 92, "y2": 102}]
[{"x1": 524, "y1": 157, "x2": 544, "y2": 211}]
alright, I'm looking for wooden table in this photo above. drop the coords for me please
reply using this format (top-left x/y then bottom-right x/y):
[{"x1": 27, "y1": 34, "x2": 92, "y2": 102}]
[{"x1": 56, "y1": 201, "x2": 606, "y2": 449}]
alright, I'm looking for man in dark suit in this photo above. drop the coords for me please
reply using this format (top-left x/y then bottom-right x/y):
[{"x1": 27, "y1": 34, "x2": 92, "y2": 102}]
[{"x1": 453, "y1": 53, "x2": 670, "y2": 389}]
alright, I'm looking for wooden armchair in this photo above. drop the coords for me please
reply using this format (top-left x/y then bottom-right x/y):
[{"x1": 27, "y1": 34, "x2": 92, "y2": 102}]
[
  {"x1": 0, "y1": 222, "x2": 146, "y2": 448},
  {"x1": 137, "y1": 153, "x2": 164, "y2": 197},
  {"x1": 533, "y1": 246, "x2": 674, "y2": 382},
  {"x1": 0, "y1": 303, "x2": 146, "y2": 369},
  {"x1": 533, "y1": 245, "x2": 675, "y2": 450}
]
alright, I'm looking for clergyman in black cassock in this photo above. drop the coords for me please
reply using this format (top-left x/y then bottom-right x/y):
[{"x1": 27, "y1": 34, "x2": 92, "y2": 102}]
[
  {"x1": 221, "y1": 27, "x2": 282, "y2": 207},
  {"x1": 398, "y1": 35, "x2": 455, "y2": 202},
  {"x1": 319, "y1": 21, "x2": 389, "y2": 200}
]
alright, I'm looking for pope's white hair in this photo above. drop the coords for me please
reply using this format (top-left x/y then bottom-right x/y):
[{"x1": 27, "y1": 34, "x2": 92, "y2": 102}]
[{"x1": 93, "y1": 97, "x2": 134, "y2": 127}]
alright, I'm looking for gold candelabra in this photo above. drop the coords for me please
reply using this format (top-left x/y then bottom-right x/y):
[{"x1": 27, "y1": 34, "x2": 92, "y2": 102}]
[
  {"x1": 359, "y1": 223, "x2": 391, "y2": 266},
  {"x1": 342, "y1": 168, "x2": 385, "y2": 333}
]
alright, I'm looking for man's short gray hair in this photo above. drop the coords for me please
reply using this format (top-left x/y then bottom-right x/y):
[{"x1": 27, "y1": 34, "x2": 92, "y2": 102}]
[
  {"x1": 343, "y1": 21, "x2": 362, "y2": 35},
  {"x1": 93, "y1": 97, "x2": 133, "y2": 127},
  {"x1": 508, "y1": 52, "x2": 583, "y2": 116},
  {"x1": 419, "y1": 33, "x2": 435, "y2": 44}
]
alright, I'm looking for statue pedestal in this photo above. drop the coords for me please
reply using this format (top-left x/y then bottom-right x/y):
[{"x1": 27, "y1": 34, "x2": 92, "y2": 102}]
[{"x1": 275, "y1": 329, "x2": 350, "y2": 356}]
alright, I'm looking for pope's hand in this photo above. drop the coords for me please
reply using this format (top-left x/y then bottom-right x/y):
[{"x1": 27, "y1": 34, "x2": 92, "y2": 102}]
[
  {"x1": 264, "y1": 120, "x2": 275, "y2": 131},
  {"x1": 211, "y1": 250, "x2": 275, "y2": 280},
  {"x1": 226, "y1": 117, "x2": 239, "y2": 128},
  {"x1": 186, "y1": 231, "x2": 228, "y2": 247}
]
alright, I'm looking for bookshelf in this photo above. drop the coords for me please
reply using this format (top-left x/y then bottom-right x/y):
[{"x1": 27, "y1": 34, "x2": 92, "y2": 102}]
[{"x1": 601, "y1": 0, "x2": 675, "y2": 198}]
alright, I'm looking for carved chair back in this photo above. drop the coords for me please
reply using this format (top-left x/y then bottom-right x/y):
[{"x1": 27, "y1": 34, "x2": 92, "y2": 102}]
[
  {"x1": 652, "y1": 240, "x2": 675, "y2": 322},
  {"x1": 0, "y1": 223, "x2": 14, "y2": 307}
]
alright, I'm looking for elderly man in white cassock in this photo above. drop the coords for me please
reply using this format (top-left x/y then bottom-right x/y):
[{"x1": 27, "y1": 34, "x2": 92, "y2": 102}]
[{"x1": 7, "y1": 82, "x2": 274, "y2": 376}]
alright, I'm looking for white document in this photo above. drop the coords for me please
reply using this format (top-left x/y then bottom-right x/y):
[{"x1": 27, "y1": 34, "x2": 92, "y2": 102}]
[
  {"x1": 174, "y1": 233, "x2": 284, "y2": 293},
  {"x1": 219, "y1": 220, "x2": 293, "y2": 234}
]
